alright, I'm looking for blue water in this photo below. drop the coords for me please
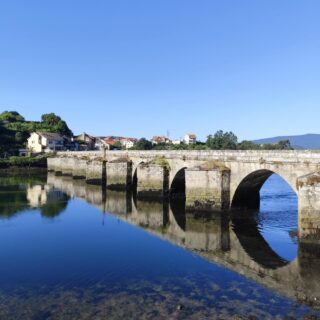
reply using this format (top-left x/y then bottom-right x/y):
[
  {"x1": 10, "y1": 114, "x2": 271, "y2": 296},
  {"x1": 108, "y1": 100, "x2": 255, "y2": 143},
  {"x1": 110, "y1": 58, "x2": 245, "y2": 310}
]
[
  {"x1": 259, "y1": 174, "x2": 298, "y2": 261},
  {"x1": 0, "y1": 174, "x2": 319, "y2": 319}
]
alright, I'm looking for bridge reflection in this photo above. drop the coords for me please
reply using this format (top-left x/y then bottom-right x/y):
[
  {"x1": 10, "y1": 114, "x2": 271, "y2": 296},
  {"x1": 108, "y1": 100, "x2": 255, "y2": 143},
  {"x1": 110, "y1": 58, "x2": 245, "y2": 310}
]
[
  {"x1": 4, "y1": 173, "x2": 319, "y2": 310},
  {"x1": 45, "y1": 173, "x2": 320, "y2": 309}
]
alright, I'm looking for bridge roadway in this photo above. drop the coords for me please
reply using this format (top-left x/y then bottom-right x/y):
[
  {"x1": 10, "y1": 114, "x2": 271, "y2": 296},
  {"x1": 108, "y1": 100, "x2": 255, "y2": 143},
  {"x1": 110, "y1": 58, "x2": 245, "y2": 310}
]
[
  {"x1": 47, "y1": 174, "x2": 320, "y2": 310},
  {"x1": 48, "y1": 150, "x2": 320, "y2": 242}
]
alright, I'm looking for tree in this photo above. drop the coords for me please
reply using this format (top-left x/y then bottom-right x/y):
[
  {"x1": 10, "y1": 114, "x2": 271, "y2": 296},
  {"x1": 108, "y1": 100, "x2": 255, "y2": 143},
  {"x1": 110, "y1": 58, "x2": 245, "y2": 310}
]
[
  {"x1": 0, "y1": 111, "x2": 25, "y2": 122},
  {"x1": 41, "y1": 194, "x2": 69, "y2": 219},
  {"x1": 259, "y1": 140, "x2": 293, "y2": 150},
  {"x1": 131, "y1": 138, "x2": 153, "y2": 150},
  {"x1": 206, "y1": 130, "x2": 238, "y2": 150},
  {"x1": 113, "y1": 141, "x2": 123, "y2": 149},
  {"x1": 41, "y1": 113, "x2": 73, "y2": 136},
  {"x1": 277, "y1": 139, "x2": 292, "y2": 150},
  {"x1": 15, "y1": 132, "x2": 24, "y2": 144},
  {"x1": 41, "y1": 113, "x2": 62, "y2": 126},
  {"x1": 238, "y1": 140, "x2": 260, "y2": 150}
]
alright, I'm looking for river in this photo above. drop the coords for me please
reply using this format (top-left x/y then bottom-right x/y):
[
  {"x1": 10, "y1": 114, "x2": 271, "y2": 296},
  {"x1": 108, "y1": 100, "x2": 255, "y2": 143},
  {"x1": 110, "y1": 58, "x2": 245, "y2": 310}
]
[{"x1": 0, "y1": 173, "x2": 319, "y2": 319}]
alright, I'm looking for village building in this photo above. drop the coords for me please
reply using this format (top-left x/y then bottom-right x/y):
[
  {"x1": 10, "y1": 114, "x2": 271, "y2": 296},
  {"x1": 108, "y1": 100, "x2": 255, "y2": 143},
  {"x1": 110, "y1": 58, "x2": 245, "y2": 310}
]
[
  {"x1": 120, "y1": 138, "x2": 138, "y2": 149},
  {"x1": 184, "y1": 133, "x2": 197, "y2": 145},
  {"x1": 103, "y1": 136, "x2": 138, "y2": 150},
  {"x1": 94, "y1": 137, "x2": 107, "y2": 150},
  {"x1": 27, "y1": 132, "x2": 65, "y2": 153},
  {"x1": 151, "y1": 136, "x2": 171, "y2": 145},
  {"x1": 73, "y1": 132, "x2": 96, "y2": 150},
  {"x1": 104, "y1": 137, "x2": 121, "y2": 150}
]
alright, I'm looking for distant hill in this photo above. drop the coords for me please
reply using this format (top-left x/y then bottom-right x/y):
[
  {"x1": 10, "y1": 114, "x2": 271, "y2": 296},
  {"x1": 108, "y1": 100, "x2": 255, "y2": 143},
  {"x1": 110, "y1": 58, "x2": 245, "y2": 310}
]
[{"x1": 253, "y1": 134, "x2": 320, "y2": 150}]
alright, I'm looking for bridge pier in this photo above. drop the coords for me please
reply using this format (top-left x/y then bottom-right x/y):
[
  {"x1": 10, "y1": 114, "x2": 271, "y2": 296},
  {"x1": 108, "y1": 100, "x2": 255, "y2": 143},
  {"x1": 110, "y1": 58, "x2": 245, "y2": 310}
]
[
  {"x1": 106, "y1": 159, "x2": 132, "y2": 190},
  {"x1": 185, "y1": 165, "x2": 230, "y2": 212},
  {"x1": 86, "y1": 159, "x2": 106, "y2": 185},
  {"x1": 298, "y1": 172, "x2": 320, "y2": 242},
  {"x1": 47, "y1": 157, "x2": 61, "y2": 174},
  {"x1": 137, "y1": 162, "x2": 169, "y2": 200},
  {"x1": 60, "y1": 157, "x2": 74, "y2": 176},
  {"x1": 72, "y1": 158, "x2": 87, "y2": 179}
]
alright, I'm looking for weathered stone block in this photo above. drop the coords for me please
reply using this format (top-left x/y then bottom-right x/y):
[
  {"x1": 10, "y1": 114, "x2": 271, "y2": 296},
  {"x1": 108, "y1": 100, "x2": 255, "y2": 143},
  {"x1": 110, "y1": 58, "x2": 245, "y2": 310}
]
[
  {"x1": 61, "y1": 157, "x2": 74, "y2": 176},
  {"x1": 137, "y1": 163, "x2": 169, "y2": 199},
  {"x1": 298, "y1": 172, "x2": 320, "y2": 242},
  {"x1": 185, "y1": 166, "x2": 230, "y2": 212},
  {"x1": 86, "y1": 159, "x2": 106, "y2": 185},
  {"x1": 47, "y1": 157, "x2": 60, "y2": 173},
  {"x1": 106, "y1": 160, "x2": 132, "y2": 190},
  {"x1": 72, "y1": 158, "x2": 87, "y2": 179}
]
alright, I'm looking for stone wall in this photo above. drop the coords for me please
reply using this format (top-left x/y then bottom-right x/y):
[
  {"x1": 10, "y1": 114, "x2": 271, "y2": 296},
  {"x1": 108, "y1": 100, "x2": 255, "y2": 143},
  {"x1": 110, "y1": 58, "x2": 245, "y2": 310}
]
[
  {"x1": 57, "y1": 149, "x2": 320, "y2": 165},
  {"x1": 72, "y1": 159, "x2": 88, "y2": 179},
  {"x1": 47, "y1": 157, "x2": 60, "y2": 173},
  {"x1": 298, "y1": 172, "x2": 320, "y2": 242},
  {"x1": 106, "y1": 160, "x2": 132, "y2": 190},
  {"x1": 185, "y1": 167, "x2": 230, "y2": 212},
  {"x1": 60, "y1": 157, "x2": 75, "y2": 176},
  {"x1": 137, "y1": 163, "x2": 169, "y2": 199},
  {"x1": 86, "y1": 160, "x2": 106, "y2": 185}
]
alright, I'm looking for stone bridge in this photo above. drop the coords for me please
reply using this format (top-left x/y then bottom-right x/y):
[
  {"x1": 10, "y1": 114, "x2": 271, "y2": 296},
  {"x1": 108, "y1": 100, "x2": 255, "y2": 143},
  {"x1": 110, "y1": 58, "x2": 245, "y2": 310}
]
[
  {"x1": 46, "y1": 174, "x2": 320, "y2": 309},
  {"x1": 48, "y1": 150, "x2": 320, "y2": 242}
]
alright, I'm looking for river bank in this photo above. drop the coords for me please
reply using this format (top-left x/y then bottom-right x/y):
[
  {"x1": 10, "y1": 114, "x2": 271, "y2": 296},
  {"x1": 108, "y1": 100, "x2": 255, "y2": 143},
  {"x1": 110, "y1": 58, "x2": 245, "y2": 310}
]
[
  {"x1": 0, "y1": 156, "x2": 48, "y2": 176},
  {"x1": 0, "y1": 156, "x2": 47, "y2": 169},
  {"x1": 0, "y1": 167, "x2": 47, "y2": 175}
]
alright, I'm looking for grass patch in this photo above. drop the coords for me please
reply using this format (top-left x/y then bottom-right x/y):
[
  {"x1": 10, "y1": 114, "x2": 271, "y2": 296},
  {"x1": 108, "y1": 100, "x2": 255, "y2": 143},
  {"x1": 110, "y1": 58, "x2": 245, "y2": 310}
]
[{"x1": 152, "y1": 157, "x2": 171, "y2": 171}]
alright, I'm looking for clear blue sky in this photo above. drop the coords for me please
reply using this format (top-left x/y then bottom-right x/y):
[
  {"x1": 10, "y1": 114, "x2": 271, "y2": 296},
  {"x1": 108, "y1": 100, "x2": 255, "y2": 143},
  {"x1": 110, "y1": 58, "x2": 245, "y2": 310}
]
[{"x1": 1, "y1": 0, "x2": 319, "y2": 141}]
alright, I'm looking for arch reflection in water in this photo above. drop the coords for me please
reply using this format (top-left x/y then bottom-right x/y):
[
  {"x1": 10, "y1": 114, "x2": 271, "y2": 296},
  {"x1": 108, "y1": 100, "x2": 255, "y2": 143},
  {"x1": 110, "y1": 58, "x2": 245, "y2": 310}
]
[
  {"x1": 232, "y1": 173, "x2": 298, "y2": 263},
  {"x1": 46, "y1": 174, "x2": 320, "y2": 309}
]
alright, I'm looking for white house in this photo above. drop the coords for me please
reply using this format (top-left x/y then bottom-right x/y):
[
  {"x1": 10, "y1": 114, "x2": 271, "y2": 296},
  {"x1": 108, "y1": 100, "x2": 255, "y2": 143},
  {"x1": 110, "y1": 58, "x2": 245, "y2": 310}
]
[
  {"x1": 120, "y1": 138, "x2": 138, "y2": 149},
  {"x1": 184, "y1": 133, "x2": 197, "y2": 145},
  {"x1": 172, "y1": 139, "x2": 183, "y2": 145},
  {"x1": 27, "y1": 132, "x2": 64, "y2": 153}
]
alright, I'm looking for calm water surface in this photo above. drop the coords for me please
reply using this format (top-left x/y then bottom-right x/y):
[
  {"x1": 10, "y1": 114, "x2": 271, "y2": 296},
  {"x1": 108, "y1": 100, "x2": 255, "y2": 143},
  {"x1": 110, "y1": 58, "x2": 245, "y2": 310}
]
[{"x1": 0, "y1": 173, "x2": 319, "y2": 319}]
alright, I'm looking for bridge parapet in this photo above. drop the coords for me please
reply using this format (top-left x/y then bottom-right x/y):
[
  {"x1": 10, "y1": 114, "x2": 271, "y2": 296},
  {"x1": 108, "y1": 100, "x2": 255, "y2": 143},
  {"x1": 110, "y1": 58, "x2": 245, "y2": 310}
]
[{"x1": 57, "y1": 150, "x2": 320, "y2": 165}]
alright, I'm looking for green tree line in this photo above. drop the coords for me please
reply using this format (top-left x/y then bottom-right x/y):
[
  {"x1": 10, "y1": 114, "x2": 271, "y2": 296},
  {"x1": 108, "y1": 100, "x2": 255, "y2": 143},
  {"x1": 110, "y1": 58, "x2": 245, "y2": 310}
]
[{"x1": 130, "y1": 130, "x2": 292, "y2": 151}]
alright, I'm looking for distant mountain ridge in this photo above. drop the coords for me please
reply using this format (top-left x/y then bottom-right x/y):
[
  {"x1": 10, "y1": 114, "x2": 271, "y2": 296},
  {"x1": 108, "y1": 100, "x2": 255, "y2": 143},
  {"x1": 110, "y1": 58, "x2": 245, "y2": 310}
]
[{"x1": 253, "y1": 134, "x2": 320, "y2": 150}]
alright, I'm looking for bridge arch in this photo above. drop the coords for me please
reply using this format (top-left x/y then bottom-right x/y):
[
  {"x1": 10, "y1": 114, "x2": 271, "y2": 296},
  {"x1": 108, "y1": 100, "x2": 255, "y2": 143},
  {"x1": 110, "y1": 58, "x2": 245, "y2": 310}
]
[
  {"x1": 231, "y1": 169, "x2": 297, "y2": 210},
  {"x1": 132, "y1": 161, "x2": 145, "y2": 188},
  {"x1": 170, "y1": 167, "x2": 187, "y2": 198}
]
